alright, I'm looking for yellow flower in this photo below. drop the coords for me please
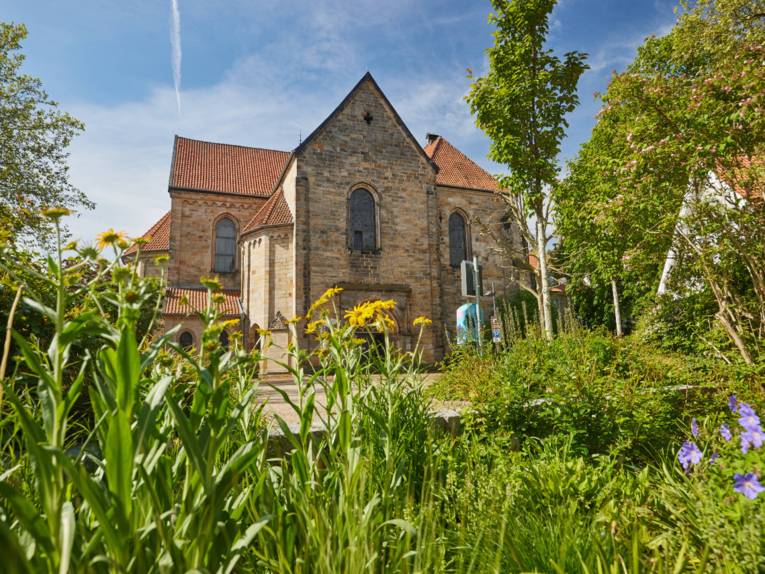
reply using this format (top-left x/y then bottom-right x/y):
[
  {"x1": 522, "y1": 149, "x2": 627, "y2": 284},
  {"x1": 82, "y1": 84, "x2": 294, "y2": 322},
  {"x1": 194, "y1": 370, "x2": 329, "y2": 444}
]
[
  {"x1": 288, "y1": 315, "x2": 302, "y2": 324},
  {"x1": 211, "y1": 292, "x2": 226, "y2": 305},
  {"x1": 96, "y1": 228, "x2": 127, "y2": 249},
  {"x1": 257, "y1": 328, "x2": 272, "y2": 337},
  {"x1": 413, "y1": 315, "x2": 432, "y2": 328},
  {"x1": 154, "y1": 254, "x2": 170, "y2": 265},
  {"x1": 306, "y1": 286, "x2": 344, "y2": 319},
  {"x1": 41, "y1": 207, "x2": 72, "y2": 220},
  {"x1": 305, "y1": 319, "x2": 323, "y2": 334},
  {"x1": 63, "y1": 240, "x2": 78, "y2": 251},
  {"x1": 344, "y1": 300, "x2": 397, "y2": 330},
  {"x1": 200, "y1": 276, "x2": 223, "y2": 292}
]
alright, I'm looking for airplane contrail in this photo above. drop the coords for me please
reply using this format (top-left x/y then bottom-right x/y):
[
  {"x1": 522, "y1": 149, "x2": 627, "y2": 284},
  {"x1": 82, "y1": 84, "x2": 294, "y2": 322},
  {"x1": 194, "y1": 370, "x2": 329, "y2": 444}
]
[{"x1": 170, "y1": 0, "x2": 182, "y2": 114}]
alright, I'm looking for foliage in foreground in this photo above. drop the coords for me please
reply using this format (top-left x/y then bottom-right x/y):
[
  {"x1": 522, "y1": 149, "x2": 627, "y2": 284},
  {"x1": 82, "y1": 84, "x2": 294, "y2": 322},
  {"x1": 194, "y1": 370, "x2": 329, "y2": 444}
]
[
  {"x1": 0, "y1": 220, "x2": 763, "y2": 573},
  {"x1": 432, "y1": 329, "x2": 765, "y2": 463}
]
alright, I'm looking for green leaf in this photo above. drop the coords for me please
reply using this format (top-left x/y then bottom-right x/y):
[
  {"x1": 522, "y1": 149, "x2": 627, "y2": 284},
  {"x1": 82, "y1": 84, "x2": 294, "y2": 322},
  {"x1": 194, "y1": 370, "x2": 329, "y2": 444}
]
[
  {"x1": 165, "y1": 394, "x2": 208, "y2": 486},
  {"x1": 104, "y1": 411, "x2": 134, "y2": 519},
  {"x1": 58, "y1": 501, "x2": 75, "y2": 574},
  {"x1": 0, "y1": 518, "x2": 35, "y2": 574},
  {"x1": 0, "y1": 482, "x2": 54, "y2": 555}
]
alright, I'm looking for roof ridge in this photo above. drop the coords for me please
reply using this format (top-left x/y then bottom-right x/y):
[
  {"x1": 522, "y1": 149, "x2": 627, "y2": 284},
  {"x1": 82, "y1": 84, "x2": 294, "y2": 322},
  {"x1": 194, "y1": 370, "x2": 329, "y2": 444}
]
[
  {"x1": 167, "y1": 286, "x2": 240, "y2": 293},
  {"x1": 242, "y1": 188, "x2": 287, "y2": 233},
  {"x1": 124, "y1": 210, "x2": 171, "y2": 255},
  {"x1": 175, "y1": 135, "x2": 289, "y2": 155},
  {"x1": 430, "y1": 135, "x2": 443, "y2": 156},
  {"x1": 427, "y1": 135, "x2": 500, "y2": 192}
]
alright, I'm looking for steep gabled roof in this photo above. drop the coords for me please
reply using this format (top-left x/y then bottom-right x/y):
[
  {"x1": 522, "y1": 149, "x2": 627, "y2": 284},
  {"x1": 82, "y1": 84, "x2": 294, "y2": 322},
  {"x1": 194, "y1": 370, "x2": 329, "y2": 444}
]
[
  {"x1": 424, "y1": 135, "x2": 500, "y2": 192},
  {"x1": 170, "y1": 136, "x2": 290, "y2": 197},
  {"x1": 242, "y1": 189, "x2": 293, "y2": 234},
  {"x1": 124, "y1": 211, "x2": 171, "y2": 255},
  {"x1": 295, "y1": 72, "x2": 437, "y2": 173},
  {"x1": 164, "y1": 287, "x2": 241, "y2": 317}
]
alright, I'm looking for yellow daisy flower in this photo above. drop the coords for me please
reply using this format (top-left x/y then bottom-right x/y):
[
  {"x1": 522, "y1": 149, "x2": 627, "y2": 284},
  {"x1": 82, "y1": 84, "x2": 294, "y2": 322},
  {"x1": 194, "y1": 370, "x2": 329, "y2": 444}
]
[{"x1": 96, "y1": 228, "x2": 127, "y2": 249}]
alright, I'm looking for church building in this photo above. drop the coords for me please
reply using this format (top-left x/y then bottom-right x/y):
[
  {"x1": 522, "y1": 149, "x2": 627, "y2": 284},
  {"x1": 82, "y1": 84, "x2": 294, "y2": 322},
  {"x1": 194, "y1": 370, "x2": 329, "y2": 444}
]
[{"x1": 126, "y1": 73, "x2": 519, "y2": 370}]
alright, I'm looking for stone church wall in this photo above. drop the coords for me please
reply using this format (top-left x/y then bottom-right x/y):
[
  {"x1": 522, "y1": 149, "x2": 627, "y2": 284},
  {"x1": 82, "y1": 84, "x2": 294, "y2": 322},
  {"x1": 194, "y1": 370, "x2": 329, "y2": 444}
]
[
  {"x1": 435, "y1": 185, "x2": 515, "y2": 343},
  {"x1": 243, "y1": 227, "x2": 293, "y2": 331},
  {"x1": 168, "y1": 190, "x2": 267, "y2": 290},
  {"x1": 295, "y1": 79, "x2": 442, "y2": 361}
]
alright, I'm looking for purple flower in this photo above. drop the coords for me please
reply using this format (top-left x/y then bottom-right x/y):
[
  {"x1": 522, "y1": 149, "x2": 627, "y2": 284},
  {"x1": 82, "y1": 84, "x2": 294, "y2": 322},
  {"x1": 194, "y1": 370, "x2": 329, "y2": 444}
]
[
  {"x1": 710, "y1": 452, "x2": 719, "y2": 463},
  {"x1": 728, "y1": 395, "x2": 738, "y2": 413},
  {"x1": 720, "y1": 423, "x2": 732, "y2": 441},
  {"x1": 678, "y1": 441, "x2": 702, "y2": 470},
  {"x1": 733, "y1": 473, "x2": 764, "y2": 500},
  {"x1": 741, "y1": 426, "x2": 764, "y2": 454},
  {"x1": 691, "y1": 418, "x2": 699, "y2": 438},
  {"x1": 738, "y1": 404, "x2": 761, "y2": 431}
]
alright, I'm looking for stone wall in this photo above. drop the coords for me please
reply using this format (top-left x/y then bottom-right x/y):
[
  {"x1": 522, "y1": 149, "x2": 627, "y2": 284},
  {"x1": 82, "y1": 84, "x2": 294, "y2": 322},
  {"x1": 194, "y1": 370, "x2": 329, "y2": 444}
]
[
  {"x1": 295, "y1": 77, "x2": 442, "y2": 361},
  {"x1": 136, "y1": 253, "x2": 169, "y2": 278},
  {"x1": 168, "y1": 190, "x2": 267, "y2": 290},
  {"x1": 162, "y1": 316, "x2": 205, "y2": 350},
  {"x1": 435, "y1": 185, "x2": 517, "y2": 344},
  {"x1": 242, "y1": 226, "x2": 294, "y2": 342}
]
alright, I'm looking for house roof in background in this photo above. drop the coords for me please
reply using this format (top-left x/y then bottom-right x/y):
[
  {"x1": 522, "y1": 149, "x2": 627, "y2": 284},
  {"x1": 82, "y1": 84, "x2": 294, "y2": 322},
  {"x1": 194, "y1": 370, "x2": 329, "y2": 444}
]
[
  {"x1": 242, "y1": 188, "x2": 293, "y2": 234},
  {"x1": 424, "y1": 135, "x2": 500, "y2": 192},
  {"x1": 124, "y1": 211, "x2": 171, "y2": 255},
  {"x1": 170, "y1": 136, "x2": 290, "y2": 197},
  {"x1": 163, "y1": 286, "x2": 241, "y2": 317}
]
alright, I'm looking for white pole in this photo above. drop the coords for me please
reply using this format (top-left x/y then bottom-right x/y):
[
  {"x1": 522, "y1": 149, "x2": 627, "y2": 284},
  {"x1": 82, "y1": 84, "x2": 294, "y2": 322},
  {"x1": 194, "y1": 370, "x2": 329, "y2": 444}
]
[{"x1": 473, "y1": 255, "x2": 482, "y2": 349}]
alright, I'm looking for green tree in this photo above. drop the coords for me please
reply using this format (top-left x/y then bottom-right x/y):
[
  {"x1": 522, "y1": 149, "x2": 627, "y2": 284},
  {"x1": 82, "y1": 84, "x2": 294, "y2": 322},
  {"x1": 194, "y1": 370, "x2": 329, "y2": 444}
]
[
  {"x1": 0, "y1": 22, "x2": 90, "y2": 247},
  {"x1": 558, "y1": 0, "x2": 764, "y2": 362},
  {"x1": 555, "y1": 90, "x2": 685, "y2": 335},
  {"x1": 466, "y1": 0, "x2": 588, "y2": 339}
]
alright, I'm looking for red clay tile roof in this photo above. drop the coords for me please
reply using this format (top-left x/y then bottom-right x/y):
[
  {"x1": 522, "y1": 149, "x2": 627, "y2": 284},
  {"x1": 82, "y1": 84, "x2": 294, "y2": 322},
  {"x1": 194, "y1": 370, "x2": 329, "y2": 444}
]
[
  {"x1": 424, "y1": 135, "x2": 500, "y2": 192},
  {"x1": 716, "y1": 156, "x2": 764, "y2": 202},
  {"x1": 124, "y1": 211, "x2": 171, "y2": 255},
  {"x1": 242, "y1": 189, "x2": 293, "y2": 234},
  {"x1": 170, "y1": 136, "x2": 290, "y2": 197},
  {"x1": 164, "y1": 287, "x2": 241, "y2": 317}
]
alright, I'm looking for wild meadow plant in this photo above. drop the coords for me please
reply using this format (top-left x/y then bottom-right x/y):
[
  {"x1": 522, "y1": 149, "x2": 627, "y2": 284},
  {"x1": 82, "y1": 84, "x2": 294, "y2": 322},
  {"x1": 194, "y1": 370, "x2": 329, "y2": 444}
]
[
  {"x1": 0, "y1": 213, "x2": 267, "y2": 572},
  {"x1": 1, "y1": 211, "x2": 764, "y2": 573}
]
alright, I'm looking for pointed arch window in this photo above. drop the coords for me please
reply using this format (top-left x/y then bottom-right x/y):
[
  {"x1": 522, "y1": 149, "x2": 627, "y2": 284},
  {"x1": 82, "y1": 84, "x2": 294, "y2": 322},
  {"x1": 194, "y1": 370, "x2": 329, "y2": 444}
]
[
  {"x1": 348, "y1": 188, "x2": 377, "y2": 252},
  {"x1": 448, "y1": 211, "x2": 468, "y2": 267},
  {"x1": 214, "y1": 217, "x2": 236, "y2": 272}
]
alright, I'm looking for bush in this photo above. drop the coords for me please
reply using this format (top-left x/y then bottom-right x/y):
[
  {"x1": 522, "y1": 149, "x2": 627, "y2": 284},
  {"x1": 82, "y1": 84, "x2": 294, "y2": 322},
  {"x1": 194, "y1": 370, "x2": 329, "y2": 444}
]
[{"x1": 431, "y1": 330, "x2": 765, "y2": 463}]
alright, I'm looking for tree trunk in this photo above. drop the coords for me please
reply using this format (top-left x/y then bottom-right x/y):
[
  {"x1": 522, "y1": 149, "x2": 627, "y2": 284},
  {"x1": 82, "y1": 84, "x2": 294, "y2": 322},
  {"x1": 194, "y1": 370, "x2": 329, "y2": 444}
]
[
  {"x1": 611, "y1": 278, "x2": 623, "y2": 337},
  {"x1": 535, "y1": 216, "x2": 553, "y2": 340},
  {"x1": 716, "y1": 309, "x2": 754, "y2": 365}
]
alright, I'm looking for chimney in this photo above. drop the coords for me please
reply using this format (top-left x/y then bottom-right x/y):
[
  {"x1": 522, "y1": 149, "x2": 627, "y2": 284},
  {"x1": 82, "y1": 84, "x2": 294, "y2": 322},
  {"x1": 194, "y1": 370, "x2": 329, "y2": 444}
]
[{"x1": 426, "y1": 133, "x2": 440, "y2": 145}]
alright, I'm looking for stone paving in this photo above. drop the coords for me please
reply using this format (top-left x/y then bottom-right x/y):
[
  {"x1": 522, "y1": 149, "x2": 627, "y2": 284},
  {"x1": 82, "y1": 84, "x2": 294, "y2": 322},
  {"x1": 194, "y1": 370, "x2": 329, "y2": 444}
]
[{"x1": 255, "y1": 373, "x2": 468, "y2": 429}]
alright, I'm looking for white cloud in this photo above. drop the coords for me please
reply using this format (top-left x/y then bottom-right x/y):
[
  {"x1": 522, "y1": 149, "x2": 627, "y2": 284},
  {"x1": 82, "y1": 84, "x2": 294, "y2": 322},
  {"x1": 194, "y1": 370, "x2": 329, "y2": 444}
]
[{"x1": 65, "y1": 52, "x2": 492, "y2": 243}]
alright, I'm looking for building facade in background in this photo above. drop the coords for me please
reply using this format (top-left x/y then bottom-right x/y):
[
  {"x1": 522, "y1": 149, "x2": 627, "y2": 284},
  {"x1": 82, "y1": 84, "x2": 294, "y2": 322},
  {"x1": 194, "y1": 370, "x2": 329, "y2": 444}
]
[{"x1": 126, "y1": 73, "x2": 520, "y2": 370}]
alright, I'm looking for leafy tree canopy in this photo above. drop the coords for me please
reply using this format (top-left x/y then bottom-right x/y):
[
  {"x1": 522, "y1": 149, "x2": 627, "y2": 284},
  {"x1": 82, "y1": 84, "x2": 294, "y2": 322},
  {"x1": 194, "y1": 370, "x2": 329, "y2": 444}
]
[{"x1": 0, "y1": 22, "x2": 90, "y2": 248}]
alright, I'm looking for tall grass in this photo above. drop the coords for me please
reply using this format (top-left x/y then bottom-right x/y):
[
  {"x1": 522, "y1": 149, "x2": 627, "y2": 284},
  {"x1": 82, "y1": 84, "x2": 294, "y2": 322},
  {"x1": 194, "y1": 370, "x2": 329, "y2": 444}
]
[{"x1": 1, "y1": 217, "x2": 763, "y2": 572}]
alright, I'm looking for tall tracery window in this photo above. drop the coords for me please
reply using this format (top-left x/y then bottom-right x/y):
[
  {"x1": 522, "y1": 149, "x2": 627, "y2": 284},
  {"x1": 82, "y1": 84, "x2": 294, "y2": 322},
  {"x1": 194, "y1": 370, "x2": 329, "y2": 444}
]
[
  {"x1": 348, "y1": 188, "x2": 377, "y2": 252},
  {"x1": 214, "y1": 217, "x2": 236, "y2": 272},
  {"x1": 448, "y1": 211, "x2": 468, "y2": 267}
]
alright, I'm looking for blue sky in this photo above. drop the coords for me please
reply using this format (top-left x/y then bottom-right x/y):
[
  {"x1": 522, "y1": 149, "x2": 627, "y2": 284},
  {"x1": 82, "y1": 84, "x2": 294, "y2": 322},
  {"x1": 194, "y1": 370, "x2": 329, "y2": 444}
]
[{"x1": 2, "y1": 0, "x2": 679, "y2": 241}]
